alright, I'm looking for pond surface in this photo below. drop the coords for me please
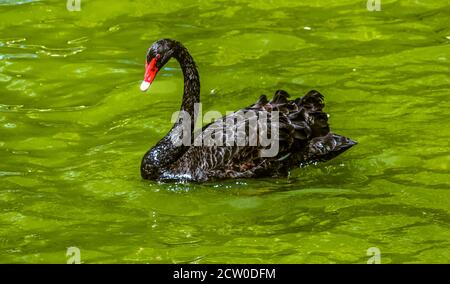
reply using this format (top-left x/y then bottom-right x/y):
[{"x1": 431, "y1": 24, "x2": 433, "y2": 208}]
[{"x1": 0, "y1": 0, "x2": 449, "y2": 263}]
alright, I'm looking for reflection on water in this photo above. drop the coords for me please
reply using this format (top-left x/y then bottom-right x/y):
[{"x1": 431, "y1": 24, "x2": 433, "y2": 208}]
[{"x1": 0, "y1": 0, "x2": 449, "y2": 263}]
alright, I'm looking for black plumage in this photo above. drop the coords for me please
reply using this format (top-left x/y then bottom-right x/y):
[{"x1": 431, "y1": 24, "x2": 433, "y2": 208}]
[{"x1": 140, "y1": 39, "x2": 356, "y2": 181}]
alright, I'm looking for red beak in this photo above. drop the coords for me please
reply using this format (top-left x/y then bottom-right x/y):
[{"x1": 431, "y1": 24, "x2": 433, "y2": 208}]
[{"x1": 140, "y1": 57, "x2": 158, "y2": 92}]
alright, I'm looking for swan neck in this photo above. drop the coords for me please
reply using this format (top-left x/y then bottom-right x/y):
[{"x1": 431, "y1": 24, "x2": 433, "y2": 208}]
[
  {"x1": 175, "y1": 45, "x2": 200, "y2": 117},
  {"x1": 140, "y1": 42, "x2": 200, "y2": 179}
]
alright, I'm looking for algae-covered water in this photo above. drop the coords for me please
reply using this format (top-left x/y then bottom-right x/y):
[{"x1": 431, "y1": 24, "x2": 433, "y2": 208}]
[{"x1": 0, "y1": 0, "x2": 449, "y2": 263}]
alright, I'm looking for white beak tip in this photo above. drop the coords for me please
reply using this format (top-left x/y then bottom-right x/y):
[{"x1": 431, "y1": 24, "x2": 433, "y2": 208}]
[{"x1": 140, "y1": 81, "x2": 151, "y2": 92}]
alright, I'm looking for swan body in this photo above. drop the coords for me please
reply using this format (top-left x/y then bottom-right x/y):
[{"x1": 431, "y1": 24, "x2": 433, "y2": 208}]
[{"x1": 140, "y1": 39, "x2": 356, "y2": 181}]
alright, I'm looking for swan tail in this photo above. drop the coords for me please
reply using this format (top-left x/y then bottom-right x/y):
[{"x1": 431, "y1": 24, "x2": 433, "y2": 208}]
[
  {"x1": 302, "y1": 133, "x2": 357, "y2": 164},
  {"x1": 267, "y1": 89, "x2": 356, "y2": 166}
]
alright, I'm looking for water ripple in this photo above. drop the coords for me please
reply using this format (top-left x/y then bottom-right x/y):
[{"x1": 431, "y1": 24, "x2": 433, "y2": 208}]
[
  {"x1": 0, "y1": 38, "x2": 86, "y2": 58},
  {"x1": 0, "y1": 0, "x2": 40, "y2": 6}
]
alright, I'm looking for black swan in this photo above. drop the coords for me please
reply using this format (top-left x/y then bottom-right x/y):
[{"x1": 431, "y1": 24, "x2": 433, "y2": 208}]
[{"x1": 140, "y1": 39, "x2": 356, "y2": 181}]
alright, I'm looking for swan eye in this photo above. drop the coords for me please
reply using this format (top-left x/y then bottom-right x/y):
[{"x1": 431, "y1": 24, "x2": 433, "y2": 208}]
[{"x1": 155, "y1": 54, "x2": 161, "y2": 60}]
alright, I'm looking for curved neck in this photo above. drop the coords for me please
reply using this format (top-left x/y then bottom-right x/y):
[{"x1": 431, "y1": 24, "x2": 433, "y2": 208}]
[
  {"x1": 141, "y1": 42, "x2": 200, "y2": 179},
  {"x1": 167, "y1": 42, "x2": 200, "y2": 141},
  {"x1": 175, "y1": 44, "x2": 200, "y2": 119}
]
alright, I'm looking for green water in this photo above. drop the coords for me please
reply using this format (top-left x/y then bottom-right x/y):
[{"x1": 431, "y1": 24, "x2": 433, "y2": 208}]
[{"x1": 0, "y1": 0, "x2": 449, "y2": 264}]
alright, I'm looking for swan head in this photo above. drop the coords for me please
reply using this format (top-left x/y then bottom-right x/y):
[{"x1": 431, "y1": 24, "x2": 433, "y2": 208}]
[{"x1": 140, "y1": 39, "x2": 177, "y2": 92}]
